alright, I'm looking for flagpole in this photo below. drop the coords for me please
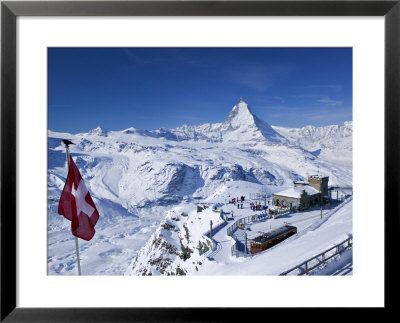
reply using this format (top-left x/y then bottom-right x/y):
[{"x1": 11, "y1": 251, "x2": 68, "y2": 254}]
[
  {"x1": 74, "y1": 235, "x2": 82, "y2": 276},
  {"x1": 63, "y1": 140, "x2": 82, "y2": 276}
]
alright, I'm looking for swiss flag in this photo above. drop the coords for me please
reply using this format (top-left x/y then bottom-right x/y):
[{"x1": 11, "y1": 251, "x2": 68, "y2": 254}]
[{"x1": 58, "y1": 156, "x2": 100, "y2": 241}]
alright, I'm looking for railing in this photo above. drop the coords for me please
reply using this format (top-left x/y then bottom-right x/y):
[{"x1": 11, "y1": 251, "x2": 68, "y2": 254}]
[
  {"x1": 203, "y1": 214, "x2": 229, "y2": 259},
  {"x1": 230, "y1": 241, "x2": 244, "y2": 257},
  {"x1": 226, "y1": 213, "x2": 271, "y2": 237},
  {"x1": 280, "y1": 235, "x2": 353, "y2": 276},
  {"x1": 303, "y1": 197, "x2": 352, "y2": 234},
  {"x1": 270, "y1": 208, "x2": 290, "y2": 218},
  {"x1": 227, "y1": 212, "x2": 273, "y2": 257},
  {"x1": 204, "y1": 219, "x2": 228, "y2": 238},
  {"x1": 248, "y1": 193, "x2": 270, "y2": 201}
]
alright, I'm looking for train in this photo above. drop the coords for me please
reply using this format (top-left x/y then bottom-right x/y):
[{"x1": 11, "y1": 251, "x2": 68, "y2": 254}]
[{"x1": 249, "y1": 225, "x2": 297, "y2": 254}]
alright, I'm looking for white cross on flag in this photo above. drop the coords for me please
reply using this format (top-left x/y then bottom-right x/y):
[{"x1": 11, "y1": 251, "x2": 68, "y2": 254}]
[{"x1": 58, "y1": 156, "x2": 100, "y2": 241}]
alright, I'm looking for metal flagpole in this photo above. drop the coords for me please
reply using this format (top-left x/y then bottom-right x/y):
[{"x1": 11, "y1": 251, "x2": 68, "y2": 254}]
[
  {"x1": 74, "y1": 235, "x2": 82, "y2": 276},
  {"x1": 63, "y1": 139, "x2": 81, "y2": 276}
]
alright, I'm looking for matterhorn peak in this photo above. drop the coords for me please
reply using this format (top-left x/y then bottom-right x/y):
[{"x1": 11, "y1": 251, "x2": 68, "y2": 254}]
[
  {"x1": 236, "y1": 98, "x2": 254, "y2": 115},
  {"x1": 237, "y1": 97, "x2": 248, "y2": 108},
  {"x1": 222, "y1": 98, "x2": 288, "y2": 144},
  {"x1": 224, "y1": 97, "x2": 255, "y2": 127},
  {"x1": 236, "y1": 97, "x2": 250, "y2": 110}
]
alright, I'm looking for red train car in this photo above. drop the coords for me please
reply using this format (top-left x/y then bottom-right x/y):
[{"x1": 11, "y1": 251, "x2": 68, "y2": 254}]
[{"x1": 250, "y1": 225, "x2": 297, "y2": 254}]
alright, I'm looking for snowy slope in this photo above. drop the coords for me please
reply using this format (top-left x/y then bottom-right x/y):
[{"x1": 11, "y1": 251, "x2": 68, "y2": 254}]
[
  {"x1": 272, "y1": 121, "x2": 352, "y2": 165},
  {"x1": 48, "y1": 99, "x2": 352, "y2": 275}
]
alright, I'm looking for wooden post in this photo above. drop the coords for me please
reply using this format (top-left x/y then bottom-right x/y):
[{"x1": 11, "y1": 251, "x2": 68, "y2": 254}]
[
  {"x1": 320, "y1": 194, "x2": 323, "y2": 219},
  {"x1": 245, "y1": 233, "x2": 248, "y2": 256}
]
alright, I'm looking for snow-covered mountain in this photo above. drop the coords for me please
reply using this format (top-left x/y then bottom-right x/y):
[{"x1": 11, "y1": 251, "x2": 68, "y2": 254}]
[
  {"x1": 162, "y1": 98, "x2": 288, "y2": 144},
  {"x1": 47, "y1": 98, "x2": 352, "y2": 275},
  {"x1": 272, "y1": 122, "x2": 352, "y2": 164}
]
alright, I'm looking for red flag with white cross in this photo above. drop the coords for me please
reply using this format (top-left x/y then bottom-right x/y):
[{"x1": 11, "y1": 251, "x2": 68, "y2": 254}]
[{"x1": 58, "y1": 156, "x2": 100, "y2": 241}]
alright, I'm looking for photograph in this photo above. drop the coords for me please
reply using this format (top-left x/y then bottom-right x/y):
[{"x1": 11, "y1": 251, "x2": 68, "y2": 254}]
[
  {"x1": 3, "y1": 0, "x2": 398, "y2": 319},
  {"x1": 47, "y1": 47, "x2": 353, "y2": 276}
]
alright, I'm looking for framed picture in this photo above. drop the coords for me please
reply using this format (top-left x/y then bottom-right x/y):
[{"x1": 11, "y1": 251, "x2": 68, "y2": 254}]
[{"x1": 1, "y1": 0, "x2": 398, "y2": 321}]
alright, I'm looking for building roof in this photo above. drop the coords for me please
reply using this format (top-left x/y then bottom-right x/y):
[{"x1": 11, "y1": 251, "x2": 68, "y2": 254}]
[
  {"x1": 252, "y1": 225, "x2": 297, "y2": 244},
  {"x1": 273, "y1": 185, "x2": 320, "y2": 198}
]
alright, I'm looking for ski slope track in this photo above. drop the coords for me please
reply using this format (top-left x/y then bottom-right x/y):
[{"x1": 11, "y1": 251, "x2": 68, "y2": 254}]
[{"x1": 48, "y1": 99, "x2": 352, "y2": 275}]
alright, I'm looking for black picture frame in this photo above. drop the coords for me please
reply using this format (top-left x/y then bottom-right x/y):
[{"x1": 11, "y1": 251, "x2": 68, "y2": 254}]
[{"x1": 1, "y1": 0, "x2": 398, "y2": 321}]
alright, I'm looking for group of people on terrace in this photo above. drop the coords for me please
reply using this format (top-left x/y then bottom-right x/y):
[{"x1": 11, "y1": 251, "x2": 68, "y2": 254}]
[
  {"x1": 227, "y1": 194, "x2": 269, "y2": 213},
  {"x1": 230, "y1": 196, "x2": 245, "y2": 205},
  {"x1": 250, "y1": 202, "x2": 267, "y2": 212}
]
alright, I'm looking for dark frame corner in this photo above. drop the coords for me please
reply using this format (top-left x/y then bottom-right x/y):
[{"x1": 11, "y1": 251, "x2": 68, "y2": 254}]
[{"x1": 1, "y1": 1, "x2": 399, "y2": 321}]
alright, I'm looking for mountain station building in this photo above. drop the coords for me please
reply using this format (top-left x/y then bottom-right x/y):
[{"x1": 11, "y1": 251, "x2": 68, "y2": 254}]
[{"x1": 272, "y1": 175, "x2": 329, "y2": 210}]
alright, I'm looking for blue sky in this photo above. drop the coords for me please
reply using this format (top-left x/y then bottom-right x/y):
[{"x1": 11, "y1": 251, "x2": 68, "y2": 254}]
[{"x1": 48, "y1": 47, "x2": 352, "y2": 133}]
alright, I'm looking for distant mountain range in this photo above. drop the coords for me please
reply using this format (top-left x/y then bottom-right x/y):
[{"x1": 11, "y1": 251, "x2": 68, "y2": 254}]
[
  {"x1": 49, "y1": 98, "x2": 352, "y2": 211},
  {"x1": 272, "y1": 121, "x2": 352, "y2": 164}
]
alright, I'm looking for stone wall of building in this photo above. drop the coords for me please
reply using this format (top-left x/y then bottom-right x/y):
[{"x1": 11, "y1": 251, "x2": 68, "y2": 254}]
[
  {"x1": 308, "y1": 176, "x2": 329, "y2": 196},
  {"x1": 294, "y1": 182, "x2": 308, "y2": 187},
  {"x1": 272, "y1": 195, "x2": 300, "y2": 209},
  {"x1": 303, "y1": 193, "x2": 321, "y2": 208},
  {"x1": 272, "y1": 192, "x2": 321, "y2": 210}
]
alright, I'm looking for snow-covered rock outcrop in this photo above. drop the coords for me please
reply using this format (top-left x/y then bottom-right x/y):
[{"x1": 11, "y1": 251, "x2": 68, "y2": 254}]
[{"x1": 125, "y1": 205, "x2": 223, "y2": 275}]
